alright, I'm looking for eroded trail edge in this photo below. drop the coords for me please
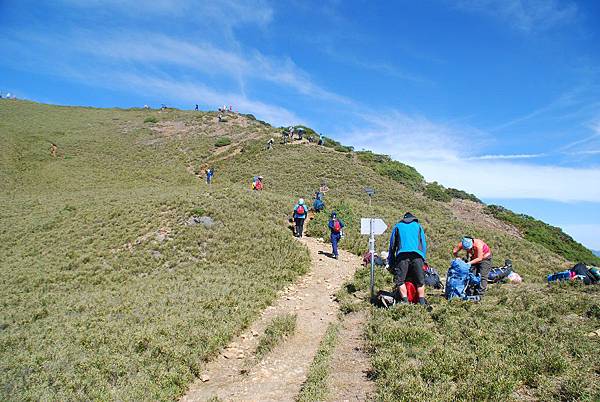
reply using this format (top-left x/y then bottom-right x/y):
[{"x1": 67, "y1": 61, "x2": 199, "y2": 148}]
[{"x1": 181, "y1": 236, "x2": 363, "y2": 402}]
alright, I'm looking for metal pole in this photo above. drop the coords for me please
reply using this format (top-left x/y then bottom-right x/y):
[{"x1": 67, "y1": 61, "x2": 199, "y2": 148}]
[{"x1": 370, "y1": 218, "x2": 375, "y2": 298}]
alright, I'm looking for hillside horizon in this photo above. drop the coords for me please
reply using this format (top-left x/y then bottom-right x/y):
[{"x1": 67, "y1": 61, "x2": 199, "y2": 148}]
[{"x1": 1, "y1": 98, "x2": 599, "y2": 400}]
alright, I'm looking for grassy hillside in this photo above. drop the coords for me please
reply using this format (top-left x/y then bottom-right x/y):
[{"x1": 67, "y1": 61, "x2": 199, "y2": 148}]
[
  {"x1": 485, "y1": 205, "x2": 600, "y2": 265},
  {"x1": 1, "y1": 99, "x2": 599, "y2": 400}
]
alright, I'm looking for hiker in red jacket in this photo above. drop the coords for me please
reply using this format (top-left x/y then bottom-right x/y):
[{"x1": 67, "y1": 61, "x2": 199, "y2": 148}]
[{"x1": 328, "y1": 211, "x2": 345, "y2": 259}]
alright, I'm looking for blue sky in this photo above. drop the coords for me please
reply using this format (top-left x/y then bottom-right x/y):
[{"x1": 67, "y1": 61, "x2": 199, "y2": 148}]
[{"x1": 2, "y1": 0, "x2": 599, "y2": 249}]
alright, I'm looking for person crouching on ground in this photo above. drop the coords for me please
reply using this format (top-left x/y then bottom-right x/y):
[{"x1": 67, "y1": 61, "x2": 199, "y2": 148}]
[
  {"x1": 453, "y1": 236, "x2": 492, "y2": 296},
  {"x1": 293, "y1": 198, "x2": 308, "y2": 237},
  {"x1": 388, "y1": 212, "x2": 428, "y2": 305},
  {"x1": 328, "y1": 211, "x2": 344, "y2": 259}
]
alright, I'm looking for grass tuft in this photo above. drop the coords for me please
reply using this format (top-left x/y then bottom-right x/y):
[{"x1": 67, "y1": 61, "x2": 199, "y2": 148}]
[
  {"x1": 254, "y1": 314, "x2": 297, "y2": 361},
  {"x1": 296, "y1": 323, "x2": 340, "y2": 402}
]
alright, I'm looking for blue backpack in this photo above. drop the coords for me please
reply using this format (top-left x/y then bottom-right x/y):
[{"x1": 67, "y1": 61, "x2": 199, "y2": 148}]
[
  {"x1": 445, "y1": 259, "x2": 481, "y2": 301},
  {"x1": 313, "y1": 198, "x2": 324, "y2": 212}
]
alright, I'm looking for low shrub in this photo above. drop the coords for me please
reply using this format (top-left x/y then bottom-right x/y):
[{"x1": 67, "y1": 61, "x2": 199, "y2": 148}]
[
  {"x1": 214, "y1": 137, "x2": 232, "y2": 147},
  {"x1": 144, "y1": 116, "x2": 158, "y2": 124},
  {"x1": 424, "y1": 182, "x2": 451, "y2": 202}
]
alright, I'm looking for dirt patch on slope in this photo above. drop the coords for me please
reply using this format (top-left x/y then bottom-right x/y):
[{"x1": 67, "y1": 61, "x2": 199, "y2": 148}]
[{"x1": 450, "y1": 199, "x2": 522, "y2": 238}]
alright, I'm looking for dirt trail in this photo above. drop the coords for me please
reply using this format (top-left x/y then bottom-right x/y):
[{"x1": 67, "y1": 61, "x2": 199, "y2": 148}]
[
  {"x1": 326, "y1": 310, "x2": 374, "y2": 401},
  {"x1": 181, "y1": 235, "x2": 367, "y2": 402}
]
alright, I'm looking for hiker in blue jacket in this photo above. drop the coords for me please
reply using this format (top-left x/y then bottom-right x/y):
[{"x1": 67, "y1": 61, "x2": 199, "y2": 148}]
[
  {"x1": 388, "y1": 212, "x2": 428, "y2": 305},
  {"x1": 293, "y1": 198, "x2": 308, "y2": 237},
  {"x1": 328, "y1": 211, "x2": 345, "y2": 259}
]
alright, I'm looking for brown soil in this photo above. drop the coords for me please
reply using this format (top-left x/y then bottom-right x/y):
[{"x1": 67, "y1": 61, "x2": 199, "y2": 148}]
[
  {"x1": 449, "y1": 199, "x2": 522, "y2": 239},
  {"x1": 326, "y1": 310, "x2": 374, "y2": 401},
  {"x1": 180, "y1": 235, "x2": 368, "y2": 402}
]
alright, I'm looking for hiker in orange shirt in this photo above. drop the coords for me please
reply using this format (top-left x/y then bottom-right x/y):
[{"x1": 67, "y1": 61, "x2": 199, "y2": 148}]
[{"x1": 453, "y1": 237, "x2": 493, "y2": 295}]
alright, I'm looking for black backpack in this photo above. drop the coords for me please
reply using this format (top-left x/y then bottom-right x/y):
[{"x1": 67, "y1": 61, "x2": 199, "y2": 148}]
[{"x1": 423, "y1": 265, "x2": 443, "y2": 290}]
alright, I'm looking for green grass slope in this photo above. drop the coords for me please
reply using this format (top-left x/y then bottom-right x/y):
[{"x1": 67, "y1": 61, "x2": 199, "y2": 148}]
[{"x1": 1, "y1": 99, "x2": 598, "y2": 400}]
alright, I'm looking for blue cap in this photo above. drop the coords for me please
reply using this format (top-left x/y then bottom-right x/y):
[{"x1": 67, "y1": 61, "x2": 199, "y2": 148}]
[{"x1": 462, "y1": 237, "x2": 473, "y2": 250}]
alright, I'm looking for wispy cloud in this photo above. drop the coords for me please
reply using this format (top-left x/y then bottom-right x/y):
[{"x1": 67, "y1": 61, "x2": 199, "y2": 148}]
[
  {"x1": 465, "y1": 153, "x2": 547, "y2": 160},
  {"x1": 453, "y1": 0, "x2": 578, "y2": 32},
  {"x1": 339, "y1": 110, "x2": 600, "y2": 203}
]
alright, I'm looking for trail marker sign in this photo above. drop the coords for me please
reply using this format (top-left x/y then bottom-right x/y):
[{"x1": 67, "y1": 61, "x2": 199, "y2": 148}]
[
  {"x1": 360, "y1": 218, "x2": 387, "y2": 235},
  {"x1": 361, "y1": 218, "x2": 388, "y2": 298}
]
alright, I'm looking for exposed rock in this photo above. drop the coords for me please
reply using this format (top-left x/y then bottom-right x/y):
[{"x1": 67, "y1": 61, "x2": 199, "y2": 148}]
[{"x1": 186, "y1": 215, "x2": 216, "y2": 228}]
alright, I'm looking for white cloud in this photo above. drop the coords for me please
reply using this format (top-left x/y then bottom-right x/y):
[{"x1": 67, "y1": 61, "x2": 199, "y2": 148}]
[
  {"x1": 61, "y1": 0, "x2": 273, "y2": 27},
  {"x1": 465, "y1": 153, "x2": 546, "y2": 160},
  {"x1": 454, "y1": 0, "x2": 578, "y2": 32},
  {"x1": 341, "y1": 110, "x2": 600, "y2": 203},
  {"x1": 111, "y1": 73, "x2": 300, "y2": 126}
]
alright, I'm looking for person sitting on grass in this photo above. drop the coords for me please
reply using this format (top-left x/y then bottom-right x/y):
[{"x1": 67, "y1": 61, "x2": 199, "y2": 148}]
[
  {"x1": 453, "y1": 236, "x2": 492, "y2": 296},
  {"x1": 388, "y1": 212, "x2": 428, "y2": 305},
  {"x1": 328, "y1": 211, "x2": 345, "y2": 259},
  {"x1": 292, "y1": 198, "x2": 308, "y2": 238}
]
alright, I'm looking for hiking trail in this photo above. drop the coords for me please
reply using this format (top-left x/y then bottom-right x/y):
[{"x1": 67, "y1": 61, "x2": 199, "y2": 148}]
[{"x1": 181, "y1": 235, "x2": 373, "y2": 402}]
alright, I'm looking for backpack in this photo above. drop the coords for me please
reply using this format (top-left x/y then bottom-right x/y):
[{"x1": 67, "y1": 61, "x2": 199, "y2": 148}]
[
  {"x1": 488, "y1": 260, "x2": 513, "y2": 284},
  {"x1": 405, "y1": 281, "x2": 419, "y2": 303},
  {"x1": 423, "y1": 264, "x2": 443, "y2": 290},
  {"x1": 313, "y1": 198, "x2": 324, "y2": 212},
  {"x1": 254, "y1": 180, "x2": 263, "y2": 190},
  {"x1": 445, "y1": 259, "x2": 481, "y2": 300},
  {"x1": 296, "y1": 205, "x2": 305, "y2": 215},
  {"x1": 332, "y1": 219, "x2": 341, "y2": 233}
]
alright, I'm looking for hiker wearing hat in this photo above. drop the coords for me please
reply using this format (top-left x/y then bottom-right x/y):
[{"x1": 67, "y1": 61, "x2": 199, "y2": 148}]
[
  {"x1": 453, "y1": 237, "x2": 492, "y2": 295},
  {"x1": 388, "y1": 212, "x2": 428, "y2": 305},
  {"x1": 293, "y1": 198, "x2": 308, "y2": 237},
  {"x1": 328, "y1": 211, "x2": 345, "y2": 259}
]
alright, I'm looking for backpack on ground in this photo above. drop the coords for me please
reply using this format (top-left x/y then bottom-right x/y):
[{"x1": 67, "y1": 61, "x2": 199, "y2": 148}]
[
  {"x1": 332, "y1": 219, "x2": 341, "y2": 233},
  {"x1": 423, "y1": 264, "x2": 443, "y2": 290},
  {"x1": 296, "y1": 205, "x2": 305, "y2": 215},
  {"x1": 488, "y1": 259, "x2": 513, "y2": 284},
  {"x1": 547, "y1": 263, "x2": 598, "y2": 285},
  {"x1": 445, "y1": 259, "x2": 481, "y2": 301}
]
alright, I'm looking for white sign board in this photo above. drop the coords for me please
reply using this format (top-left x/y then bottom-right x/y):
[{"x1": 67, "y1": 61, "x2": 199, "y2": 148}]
[{"x1": 360, "y1": 218, "x2": 387, "y2": 235}]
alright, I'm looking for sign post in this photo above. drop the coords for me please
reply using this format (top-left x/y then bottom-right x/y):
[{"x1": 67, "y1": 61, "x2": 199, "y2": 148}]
[{"x1": 361, "y1": 217, "x2": 387, "y2": 298}]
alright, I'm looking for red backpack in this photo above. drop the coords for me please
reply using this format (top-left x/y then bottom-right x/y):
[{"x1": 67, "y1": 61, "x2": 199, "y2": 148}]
[
  {"x1": 332, "y1": 219, "x2": 341, "y2": 233},
  {"x1": 296, "y1": 205, "x2": 305, "y2": 215},
  {"x1": 405, "y1": 281, "x2": 419, "y2": 303}
]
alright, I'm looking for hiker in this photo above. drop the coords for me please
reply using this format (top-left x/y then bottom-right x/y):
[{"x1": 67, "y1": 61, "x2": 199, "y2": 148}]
[
  {"x1": 388, "y1": 212, "x2": 428, "y2": 305},
  {"x1": 297, "y1": 128, "x2": 305, "y2": 140},
  {"x1": 218, "y1": 114, "x2": 223, "y2": 122},
  {"x1": 288, "y1": 126, "x2": 295, "y2": 140},
  {"x1": 195, "y1": 104, "x2": 199, "y2": 111},
  {"x1": 453, "y1": 237, "x2": 492, "y2": 296},
  {"x1": 328, "y1": 212, "x2": 344, "y2": 259},
  {"x1": 293, "y1": 198, "x2": 308, "y2": 237},
  {"x1": 313, "y1": 191, "x2": 325, "y2": 212},
  {"x1": 205, "y1": 168, "x2": 214, "y2": 184},
  {"x1": 318, "y1": 136, "x2": 324, "y2": 146},
  {"x1": 50, "y1": 143, "x2": 58, "y2": 158},
  {"x1": 267, "y1": 138, "x2": 274, "y2": 150},
  {"x1": 252, "y1": 176, "x2": 264, "y2": 191}
]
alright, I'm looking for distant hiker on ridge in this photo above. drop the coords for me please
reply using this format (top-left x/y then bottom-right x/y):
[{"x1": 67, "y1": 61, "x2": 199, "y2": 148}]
[
  {"x1": 267, "y1": 138, "x2": 274, "y2": 150},
  {"x1": 328, "y1": 211, "x2": 345, "y2": 259},
  {"x1": 388, "y1": 212, "x2": 428, "y2": 305},
  {"x1": 293, "y1": 198, "x2": 308, "y2": 238},
  {"x1": 195, "y1": 104, "x2": 199, "y2": 111},
  {"x1": 453, "y1": 236, "x2": 493, "y2": 296}
]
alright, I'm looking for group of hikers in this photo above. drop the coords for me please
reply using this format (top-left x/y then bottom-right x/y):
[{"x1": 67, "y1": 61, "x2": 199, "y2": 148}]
[{"x1": 280, "y1": 126, "x2": 324, "y2": 145}]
